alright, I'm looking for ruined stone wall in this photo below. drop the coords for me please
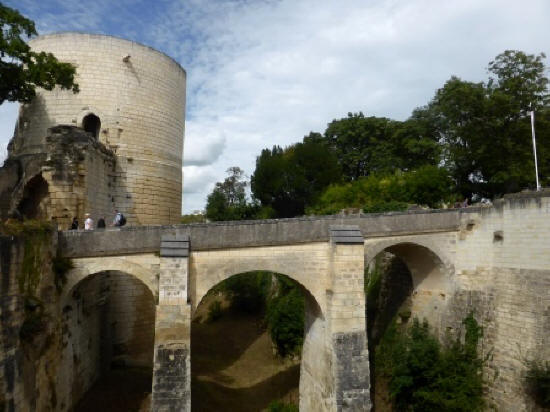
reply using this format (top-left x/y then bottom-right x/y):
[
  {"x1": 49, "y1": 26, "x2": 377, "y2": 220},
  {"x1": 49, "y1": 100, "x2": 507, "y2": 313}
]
[
  {"x1": 0, "y1": 126, "x2": 117, "y2": 229},
  {"x1": 0, "y1": 230, "x2": 63, "y2": 412},
  {"x1": 11, "y1": 32, "x2": 186, "y2": 225}
]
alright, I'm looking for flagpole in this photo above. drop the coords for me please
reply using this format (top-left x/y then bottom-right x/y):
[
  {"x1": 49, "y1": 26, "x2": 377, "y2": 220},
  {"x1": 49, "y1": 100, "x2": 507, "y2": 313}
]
[{"x1": 530, "y1": 109, "x2": 541, "y2": 191}]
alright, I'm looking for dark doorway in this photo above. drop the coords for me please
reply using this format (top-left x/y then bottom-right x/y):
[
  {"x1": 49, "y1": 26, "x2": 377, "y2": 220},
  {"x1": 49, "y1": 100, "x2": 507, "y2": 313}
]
[
  {"x1": 17, "y1": 174, "x2": 49, "y2": 219},
  {"x1": 82, "y1": 113, "x2": 101, "y2": 138}
]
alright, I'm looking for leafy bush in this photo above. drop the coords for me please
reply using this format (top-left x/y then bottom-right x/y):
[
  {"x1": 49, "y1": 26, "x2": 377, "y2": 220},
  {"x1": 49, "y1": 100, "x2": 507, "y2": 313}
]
[
  {"x1": 207, "y1": 300, "x2": 223, "y2": 322},
  {"x1": 376, "y1": 315, "x2": 484, "y2": 411},
  {"x1": 215, "y1": 272, "x2": 305, "y2": 357},
  {"x1": 267, "y1": 400, "x2": 299, "y2": 412},
  {"x1": 220, "y1": 271, "x2": 271, "y2": 313},
  {"x1": 365, "y1": 260, "x2": 383, "y2": 333},
  {"x1": 180, "y1": 214, "x2": 206, "y2": 224},
  {"x1": 308, "y1": 165, "x2": 453, "y2": 215},
  {"x1": 526, "y1": 361, "x2": 550, "y2": 407},
  {"x1": 363, "y1": 201, "x2": 408, "y2": 214},
  {"x1": 266, "y1": 285, "x2": 304, "y2": 356}
]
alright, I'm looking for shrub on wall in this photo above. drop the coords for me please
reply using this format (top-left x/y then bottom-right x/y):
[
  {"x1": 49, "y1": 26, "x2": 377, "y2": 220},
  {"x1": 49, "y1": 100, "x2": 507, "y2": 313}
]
[
  {"x1": 526, "y1": 361, "x2": 550, "y2": 408},
  {"x1": 376, "y1": 314, "x2": 484, "y2": 411},
  {"x1": 267, "y1": 400, "x2": 299, "y2": 412},
  {"x1": 215, "y1": 272, "x2": 305, "y2": 357}
]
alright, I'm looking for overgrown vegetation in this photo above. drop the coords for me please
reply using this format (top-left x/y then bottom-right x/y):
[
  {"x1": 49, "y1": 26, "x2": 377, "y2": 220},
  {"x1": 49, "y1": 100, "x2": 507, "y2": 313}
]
[
  {"x1": 307, "y1": 165, "x2": 452, "y2": 215},
  {"x1": 0, "y1": 220, "x2": 55, "y2": 340},
  {"x1": 265, "y1": 276, "x2": 304, "y2": 356},
  {"x1": 211, "y1": 271, "x2": 305, "y2": 357},
  {"x1": 375, "y1": 315, "x2": 484, "y2": 411},
  {"x1": 206, "y1": 300, "x2": 223, "y2": 322},
  {"x1": 365, "y1": 259, "x2": 383, "y2": 338},
  {"x1": 267, "y1": 400, "x2": 299, "y2": 412},
  {"x1": 525, "y1": 360, "x2": 550, "y2": 408},
  {"x1": 52, "y1": 255, "x2": 73, "y2": 293},
  {"x1": 180, "y1": 213, "x2": 207, "y2": 224}
]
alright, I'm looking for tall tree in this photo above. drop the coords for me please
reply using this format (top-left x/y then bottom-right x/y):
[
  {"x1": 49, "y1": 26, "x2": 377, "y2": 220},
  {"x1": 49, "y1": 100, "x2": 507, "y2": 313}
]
[
  {"x1": 0, "y1": 3, "x2": 79, "y2": 104},
  {"x1": 251, "y1": 140, "x2": 342, "y2": 217},
  {"x1": 205, "y1": 167, "x2": 252, "y2": 221},
  {"x1": 323, "y1": 113, "x2": 399, "y2": 180},
  {"x1": 430, "y1": 51, "x2": 550, "y2": 198},
  {"x1": 320, "y1": 112, "x2": 440, "y2": 181}
]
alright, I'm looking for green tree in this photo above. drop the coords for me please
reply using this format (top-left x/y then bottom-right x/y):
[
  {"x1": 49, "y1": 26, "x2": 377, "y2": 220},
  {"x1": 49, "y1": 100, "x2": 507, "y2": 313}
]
[
  {"x1": 251, "y1": 140, "x2": 342, "y2": 217},
  {"x1": 430, "y1": 50, "x2": 550, "y2": 198},
  {"x1": 320, "y1": 112, "x2": 440, "y2": 181},
  {"x1": 0, "y1": 3, "x2": 79, "y2": 104},
  {"x1": 308, "y1": 165, "x2": 452, "y2": 215},
  {"x1": 323, "y1": 113, "x2": 399, "y2": 180},
  {"x1": 205, "y1": 167, "x2": 257, "y2": 221},
  {"x1": 376, "y1": 316, "x2": 484, "y2": 412}
]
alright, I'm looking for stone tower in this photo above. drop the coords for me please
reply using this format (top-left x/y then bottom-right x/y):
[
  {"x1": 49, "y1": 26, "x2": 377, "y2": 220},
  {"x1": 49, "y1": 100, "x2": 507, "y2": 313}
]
[{"x1": 5, "y1": 33, "x2": 186, "y2": 225}]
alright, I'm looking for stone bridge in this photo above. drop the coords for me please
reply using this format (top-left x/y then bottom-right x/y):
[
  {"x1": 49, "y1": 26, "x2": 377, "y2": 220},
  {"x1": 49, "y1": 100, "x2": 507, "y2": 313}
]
[{"x1": 57, "y1": 192, "x2": 550, "y2": 411}]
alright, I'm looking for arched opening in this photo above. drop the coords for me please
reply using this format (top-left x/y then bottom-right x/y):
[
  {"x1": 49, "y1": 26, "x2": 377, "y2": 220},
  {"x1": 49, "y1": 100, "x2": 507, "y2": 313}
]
[
  {"x1": 82, "y1": 113, "x2": 101, "y2": 139},
  {"x1": 191, "y1": 271, "x2": 320, "y2": 412},
  {"x1": 365, "y1": 242, "x2": 450, "y2": 410},
  {"x1": 59, "y1": 270, "x2": 156, "y2": 411},
  {"x1": 16, "y1": 174, "x2": 49, "y2": 219}
]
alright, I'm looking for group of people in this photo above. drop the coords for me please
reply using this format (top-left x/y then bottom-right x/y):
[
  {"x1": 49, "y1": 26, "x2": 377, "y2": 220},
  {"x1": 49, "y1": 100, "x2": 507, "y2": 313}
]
[{"x1": 69, "y1": 210, "x2": 126, "y2": 230}]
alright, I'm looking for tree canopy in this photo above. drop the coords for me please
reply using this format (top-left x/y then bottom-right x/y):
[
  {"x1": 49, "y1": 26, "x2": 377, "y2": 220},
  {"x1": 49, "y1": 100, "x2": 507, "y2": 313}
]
[
  {"x1": 205, "y1": 167, "x2": 256, "y2": 221},
  {"x1": 251, "y1": 139, "x2": 342, "y2": 217},
  {"x1": 204, "y1": 49, "x2": 549, "y2": 221},
  {"x1": 429, "y1": 51, "x2": 550, "y2": 197},
  {"x1": 0, "y1": 3, "x2": 79, "y2": 104}
]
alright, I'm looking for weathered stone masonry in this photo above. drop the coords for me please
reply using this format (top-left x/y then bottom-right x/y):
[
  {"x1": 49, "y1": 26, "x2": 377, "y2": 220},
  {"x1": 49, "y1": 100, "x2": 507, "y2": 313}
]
[
  {"x1": 2, "y1": 33, "x2": 186, "y2": 226},
  {"x1": 2, "y1": 192, "x2": 549, "y2": 411}
]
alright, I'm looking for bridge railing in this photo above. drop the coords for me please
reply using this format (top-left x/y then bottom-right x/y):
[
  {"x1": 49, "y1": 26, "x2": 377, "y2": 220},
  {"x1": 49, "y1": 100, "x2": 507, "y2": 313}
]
[{"x1": 59, "y1": 208, "x2": 464, "y2": 258}]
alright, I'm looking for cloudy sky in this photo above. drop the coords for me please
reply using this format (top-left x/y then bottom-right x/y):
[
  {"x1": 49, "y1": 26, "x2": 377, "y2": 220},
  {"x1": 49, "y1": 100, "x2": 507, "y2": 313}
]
[{"x1": 2, "y1": 0, "x2": 549, "y2": 213}]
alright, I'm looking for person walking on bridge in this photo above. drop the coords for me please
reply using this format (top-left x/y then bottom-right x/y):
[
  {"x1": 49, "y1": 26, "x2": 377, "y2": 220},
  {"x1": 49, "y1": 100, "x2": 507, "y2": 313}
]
[{"x1": 84, "y1": 213, "x2": 94, "y2": 230}]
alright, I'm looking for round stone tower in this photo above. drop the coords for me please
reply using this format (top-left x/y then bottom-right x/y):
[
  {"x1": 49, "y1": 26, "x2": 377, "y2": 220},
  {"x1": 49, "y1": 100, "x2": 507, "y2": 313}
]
[{"x1": 12, "y1": 33, "x2": 186, "y2": 225}]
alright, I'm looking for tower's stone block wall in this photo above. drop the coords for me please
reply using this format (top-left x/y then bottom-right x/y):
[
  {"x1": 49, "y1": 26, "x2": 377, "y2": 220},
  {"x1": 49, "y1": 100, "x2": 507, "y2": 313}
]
[{"x1": 10, "y1": 33, "x2": 186, "y2": 225}]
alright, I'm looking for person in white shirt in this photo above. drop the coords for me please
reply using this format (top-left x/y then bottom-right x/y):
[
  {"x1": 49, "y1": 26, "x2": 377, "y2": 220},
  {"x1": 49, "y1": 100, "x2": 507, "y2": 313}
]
[{"x1": 84, "y1": 213, "x2": 94, "y2": 230}]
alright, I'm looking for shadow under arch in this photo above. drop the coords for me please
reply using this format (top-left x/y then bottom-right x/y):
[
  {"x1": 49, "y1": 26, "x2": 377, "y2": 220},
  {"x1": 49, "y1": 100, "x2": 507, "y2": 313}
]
[
  {"x1": 60, "y1": 269, "x2": 156, "y2": 411},
  {"x1": 191, "y1": 270, "x2": 324, "y2": 412},
  {"x1": 365, "y1": 240, "x2": 454, "y2": 336}
]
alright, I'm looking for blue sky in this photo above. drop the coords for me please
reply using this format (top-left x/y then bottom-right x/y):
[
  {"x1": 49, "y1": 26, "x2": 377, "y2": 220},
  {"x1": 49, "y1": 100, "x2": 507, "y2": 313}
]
[{"x1": 2, "y1": 0, "x2": 550, "y2": 212}]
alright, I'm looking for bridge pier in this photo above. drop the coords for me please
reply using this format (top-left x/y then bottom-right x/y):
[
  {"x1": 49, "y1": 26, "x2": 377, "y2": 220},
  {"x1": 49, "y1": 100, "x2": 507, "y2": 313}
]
[
  {"x1": 152, "y1": 236, "x2": 192, "y2": 411},
  {"x1": 300, "y1": 226, "x2": 371, "y2": 411},
  {"x1": 327, "y1": 226, "x2": 371, "y2": 411}
]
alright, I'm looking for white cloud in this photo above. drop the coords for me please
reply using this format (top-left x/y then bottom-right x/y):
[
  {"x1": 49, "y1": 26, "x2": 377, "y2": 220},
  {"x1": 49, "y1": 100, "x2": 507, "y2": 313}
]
[
  {"x1": 184, "y1": 121, "x2": 226, "y2": 166},
  {"x1": 3, "y1": 0, "x2": 550, "y2": 213},
  {"x1": 182, "y1": 165, "x2": 218, "y2": 212},
  {"x1": 150, "y1": 0, "x2": 550, "y2": 212}
]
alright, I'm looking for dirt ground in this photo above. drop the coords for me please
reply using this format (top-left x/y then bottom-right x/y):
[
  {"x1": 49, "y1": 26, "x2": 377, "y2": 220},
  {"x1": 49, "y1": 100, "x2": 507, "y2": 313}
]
[
  {"x1": 76, "y1": 293, "x2": 299, "y2": 411},
  {"x1": 191, "y1": 293, "x2": 300, "y2": 411},
  {"x1": 74, "y1": 367, "x2": 151, "y2": 412}
]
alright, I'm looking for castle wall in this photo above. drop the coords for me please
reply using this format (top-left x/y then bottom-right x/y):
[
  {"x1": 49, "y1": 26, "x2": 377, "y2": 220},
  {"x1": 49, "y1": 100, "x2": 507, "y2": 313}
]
[
  {"x1": 12, "y1": 33, "x2": 186, "y2": 225},
  {"x1": 450, "y1": 194, "x2": 550, "y2": 411}
]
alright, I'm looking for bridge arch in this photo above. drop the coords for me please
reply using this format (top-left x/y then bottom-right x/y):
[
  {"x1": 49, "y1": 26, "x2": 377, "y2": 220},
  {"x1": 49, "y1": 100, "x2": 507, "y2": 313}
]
[
  {"x1": 63, "y1": 256, "x2": 158, "y2": 305},
  {"x1": 190, "y1": 268, "x2": 326, "y2": 411},
  {"x1": 58, "y1": 265, "x2": 157, "y2": 409},
  {"x1": 189, "y1": 243, "x2": 330, "y2": 315},
  {"x1": 365, "y1": 238, "x2": 454, "y2": 333}
]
